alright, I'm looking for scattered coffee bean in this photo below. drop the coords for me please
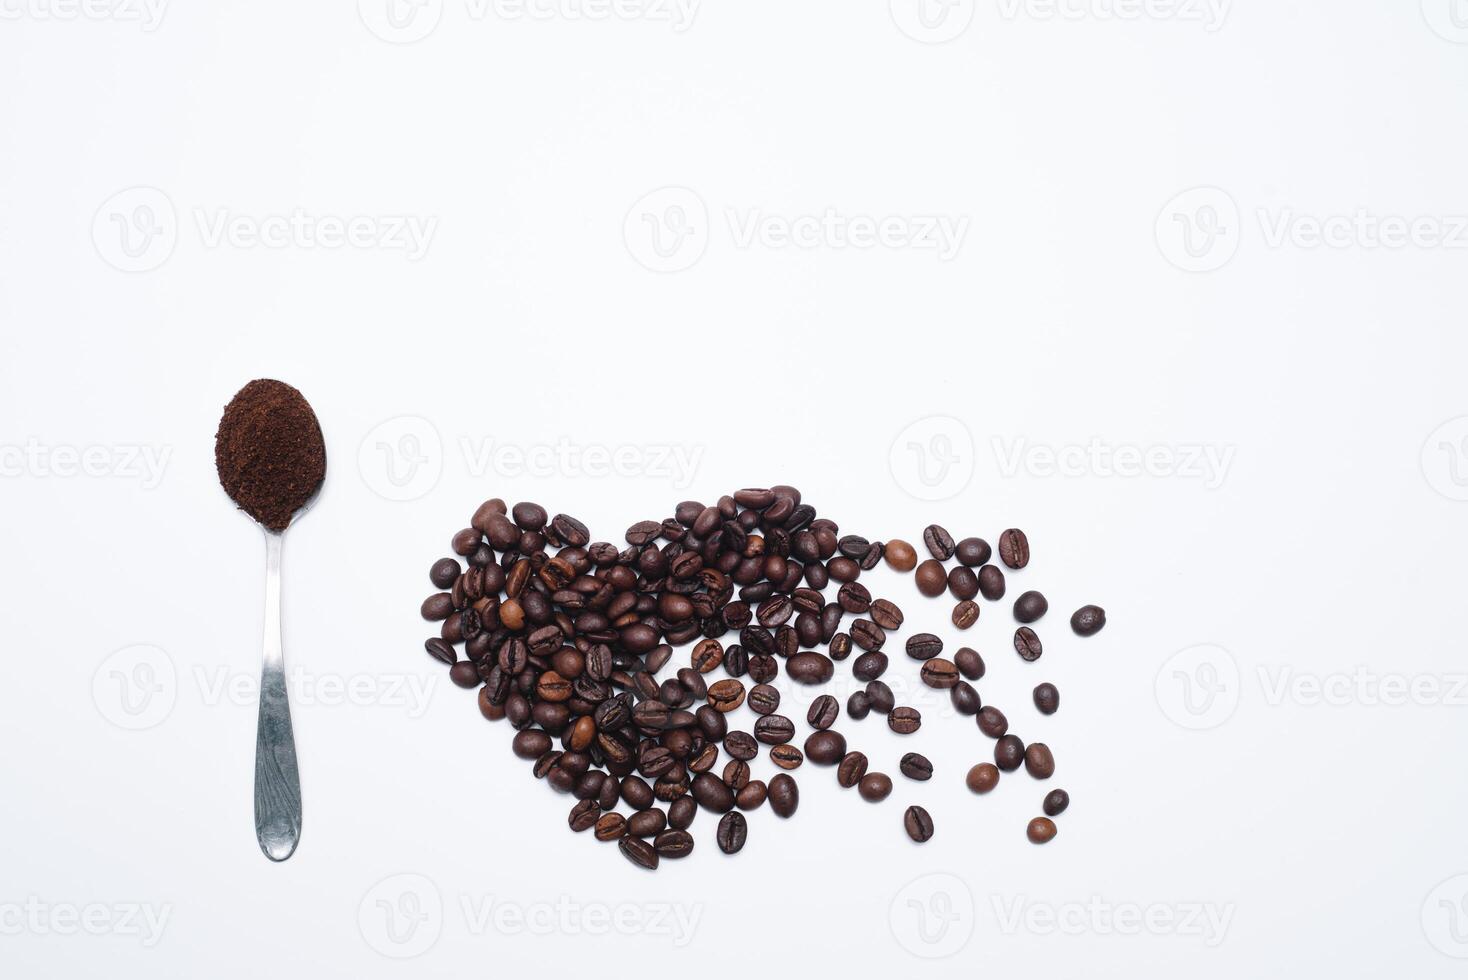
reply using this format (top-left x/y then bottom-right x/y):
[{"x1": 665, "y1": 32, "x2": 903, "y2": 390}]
[
  {"x1": 619, "y1": 836, "x2": 659, "y2": 870},
  {"x1": 1033, "y1": 683, "x2": 1059, "y2": 715},
  {"x1": 920, "y1": 658, "x2": 959, "y2": 689},
  {"x1": 805, "y1": 730, "x2": 847, "y2": 765},
  {"x1": 1070, "y1": 604, "x2": 1106, "y2": 636},
  {"x1": 865, "y1": 681, "x2": 895, "y2": 714},
  {"x1": 787, "y1": 652, "x2": 834, "y2": 685},
  {"x1": 1014, "y1": 627, "x2": 1043, "y2": 662},
  {"x1": 955, "y1": 537, "x2": 991, "y2": 566},
  {"x1": 1024, "y1": 742, "x2": 1055, "y2": 779},
  {"x1": 595, "y1": 812, "x2": 628, "y2": 841},
  {"x1": 837, "y1": 751, "x2": 869, "y2": 787},
  {"x1": 995, "y1": 734, "x2": 1025, "y2": 771},
  {"x1": 1026, "y1": 816, "x2": 1057, "y2": 844},
  {"x1": 717, "y1": 811, "x2": 748, "y2": 853},
  {"x1": 899, "y1": 753, "x2": 933, "y2": 781},
  {"x1": 947, "y1": 566, "x2": 979, "y2": 601},
  {"x1": 807, "y1": 694, "x2": 839, "y2": 730},
  {"x1": 923, "y1": 525, "x2": 956, "y2": 560},
  {"x1": 858, "y1": 772, "x2": 892, "y2": 802},
  {"x1": 668, "y1": 796, "x2": 698, "y2": 830},
  {"x1": 429, "y1": 558, "x2": 461, "y2": 589},
  {"x1": 754, "y1": 714, "x2": 796, "y2": 745},
  {"x1": 735, "y1": 780, "x2": 767, "y2": 811},
  {"x1": 655, "y1": 829, "x2": 695, "y2": 858},
  {"x1": 977, "y1": 564, "x2": 1006, "y2": 600},
  {"x1": 998, "y1": 528, "x2": 1030, "y2": 569},
  {"x1": 1044, "y1": 789, "x2": 1070, "y2": 816},
  {"x1": 1014, "y1": 590, "x2": 1048, "y2": 623},
  {"x1": 869, "y1": 598, "x2": 904, "y2": 631},
  {"x1": 884, "y1": 539, "x2": 918, "y2": 571},
  {"x1": 952, "y1": 599, "x2": 979, "y2": 630},
  {"x1": 847, "y1": 691, "x2": 872, "y2": 720},
  {"x1": 966, "y1": 763, "x2": 1000, "y2": 794},
  {"x1": 954, "y1": 646, "x2": 985, "y2": 680},
  {"x1": 770, "y1": 744, "x2": 803, "y2": 769},
  {"x1": 888, "y1": 706, "x2": 921, "y2": 734},
  {"x1": 768, "y1": 773, "x2": 799, "y2": 817},
  {"x1": 904, "y1": 805, "x2": 934, "y2": 843},
  {"x1": 914, "y1": 560, "x2": 948, "y2": 597},
  {"x1": 950, "y1": 680, "x2": 981, "y2": 715},
  {"x1": 708, "y1": 678, "x2": 746, "y2": 712},
  {"x1": 748, "y1": 684, "x2": 781, "y2": 715},
  {"x1": 853, "y1": 652, "x2": 889, "y2": 681},
  {"x1": 906, "y1": 633, "x2": 943, "y2": 660}
]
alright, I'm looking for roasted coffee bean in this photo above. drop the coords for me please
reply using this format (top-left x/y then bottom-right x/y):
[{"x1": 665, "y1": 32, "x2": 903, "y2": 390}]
[
  {"x1": 899, "y1": 752, "x2": 933, "y2": 781},
  {"x1": 595, "y1": 812, "x2": 627, "y2": 841},
  {"x1": 995, "y1": 734, "x2": 1025, "y2": 771},
  {"x1": 786, "y1": 652, "x2": 834, "y2": 685},
  {"x1": 869, "y1": 598, "x2": 903, "y2": 630},
  {"x1": 904, "y1": 805, "x2": 934, "y2": 843},
  {"x1": 966, "y1": 762, "x2": 1000, "y2": 794},
  {"x1": 1014, "y1": 627, "x2": 1043, "y2": 662},
  {"x1": 425, "y1": 637, "x2": 456, "y2": 665},
  {"x1": 748, "y1": 684, "x2": 781, "y2": 715},
  {"x1": 722, "y1": 760, "x2": 751, "y2": 790},
  {"x1": 922, "y1": 524, "x2": 955, "y2": 561},
  {"x1": 756, "y1": 594, "x2": 793, "y2": 628},
  {"x1": 955, "y1": 537, "x2": 991, "y2": 566},
  {"x1": 1070, "y1": 604, "x2": 1106, "y2": 636},
  {"x1": 1027, "y1": 816, "x2": 1057, "y2": 844},
  {"x1": 770, "y1": 744, "x2": 804, "y2": 769},
  {"x1": 858, "y1": 771, "x2": 892, "y2": 801},
  {"x1": 754, "y1": 714, "x2": 796, "y2": 745},
  {"x1": 950, "y1": 680, "x2": 982, "y2": 715},
  {"x1": 920, "y1": 658, "x2": 959, "y2": 689},
  {"x1": 707, "y1": 678, "x2": 746, "y2": 712},
  {"x1": 691, "y1": 638, "x2": 724, "y2": 673},
  {"x1": 806, "y1": 694, "x2": 839, "y2": 730},
  {"x1": 836, "y1": 751, "x2": 868, "y2": 787},
  {"x1": 654, "y1": 829, "x2": 695, "y2": 858},
  {"x1": 421, "y1": 593, "x2": 455, "y2": 621},
  {"x1": 619, "y1": 836, "x2": 659, "y2": 870},
  {"x1": 954, "y1": 647, "x2": 985, "y2": 680},
  {"x1": 1014, "y1": 590, "x2": 1048, "y2": 623},
  {"x1": 569, "y1": 799, "x2": 600, "y2": 832},
  {"x1": 691, "y1": 772, "x2": 736, "y2": 813},
  {"x1": 1033, "y1": 682, "x2": 1060, "y2": 715},
  {"x1": 804, "y1": 730, "x2": 847, "y2": 765},
  {"x1": 1043, "y1": 789, "x2": 1070, "y2": 816},
  {"x1": 735, "y1": 780, "x2": 767, "y2": 811},
  {"x1": 865, "y1": 680, "x2": 895, "y2": 714},
  {"x1": 716, "y1": 811, "x2": 748, "y2": 853},
  {"x1": 449, "y1": 661, "x2": 480, "y2": 688},
  {"x1": 977, "y1": 706, "x2": 1009, "y2": 738},
  {"x1": 747, "y1": 654, "x2": 778, "y2": 683},
  {"x1": 884, "y1": 539, "x2": 918, "y2": 571},
  {"x1": 1024, "y1": 742, "x2": 1055, "y2": 779},
  {"x1": 852, "y1": 651, "x2": 888, "y2": 681},
  {"x1": 846, "y1": 691, "x2": 871, "y2": 720},
  {"x1": 952, "y1": 599, "x2": 979, "y2": 630},
  {"x1": 998, "y1": 528, "x2": 1029, "y2": 569},
  {"x1": 948, "y1": 566, "x2": 979, "y2": 601},
  {"x1": 430, "y1": 558, "x2": 461, "y2": 589},
  {"x1": 628, "y1": 808, "x2": 667, "y2": 837},
  {"x1": 977, "y1": 564, "x2": 1006, "y2": 600},
  {"x1": 906, "y1": 633, "x2": 943, "y2": 661},
  {"x1": 668, "y1": 795, "x2": 698, "y2": 830},
  {"x1": 768, "y1": 773, "x2": 799, "y2": 817},
  {"x1": 850, "y1": 619, "x2": 886, "y2": 652},
  {"x1": 723, "y1": 645, "x2": 749, "y2": 677},
  {"x1": 888, "y1": 706, "x2": 921, "y2": 734},
  {"x1": 724, "y1": 731, "x2": 758, "y2": 761},
  {"x1": 622, "y1": 775, "x2": 655, "y2": 809},
  {"x1": 837, "y1": 534, "x2": 870, "y2": 559},
  {"x1": 829, "y1": 633, "x2": 852, "y2": 661},
  {"x1": 837, "y1": 581, "x2": 871, "y2": 614},
  {"x1": 513, "y1": 730, "x2": 552, "y2": 760},
  {"x1": 914, "y1": 559, "x2": 948, "y2": 597}
]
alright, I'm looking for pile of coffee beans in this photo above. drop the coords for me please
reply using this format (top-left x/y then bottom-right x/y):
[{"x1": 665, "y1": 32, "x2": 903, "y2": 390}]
[{"x1": 420, "y1": 489, "x2": 1105, "y2": 869}]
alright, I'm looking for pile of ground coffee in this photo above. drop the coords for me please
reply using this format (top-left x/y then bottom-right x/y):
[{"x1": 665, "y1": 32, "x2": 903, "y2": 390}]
[{"x1": 215, "y1": 379, "x2": 326, "y2": 531}]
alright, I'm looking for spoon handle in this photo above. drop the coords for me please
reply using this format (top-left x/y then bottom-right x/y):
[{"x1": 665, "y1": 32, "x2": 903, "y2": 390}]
[{"x1": 255, "y1": 529, "x2": 301, "y2": 861}]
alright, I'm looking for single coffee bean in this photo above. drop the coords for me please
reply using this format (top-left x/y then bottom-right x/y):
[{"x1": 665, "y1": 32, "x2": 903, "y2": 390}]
[
  {"x1": 707, "y1": 678, "x2": 746, "y2": 712},
  {"x1": 948, "y1": 566, "x2": 979, "y2": 601},
  {"x1": 512, "y1": 730, "x2": 552, "y2": 760},
  {"x1": 595, "y1": 812, "x2": 627, "y2": 841},
  {"x1": 735, "y1": 780, "x2": 767, "y2": 811},
  {"x1": 449, "y1": 661, "x2": 479, "y2": 688},
  {"x1": 998, "y1": 528, "x2": 1029, "y2": 569},
  {"x1": 836, "y1": 751, "x2": 869, "y2": 787},
  {"x1": 952, "y1": 599, "x2": 979, "y2": 630},
  {"x1": 977, "y1": 705, "x2": 1009, "y2": 738},
  {"x1": 956, "y1": 537, "x2": 991, "y2": 566},
  {"x1": 1027, "y1": 816, "x2": 1057, "y2": 844},
  {"x1": 852, "y1": 651, "x2": 889, "y2": 681},
  {"x1": 1033, "y1": 682, "x2": 1060, "y2": 715},
  {"x1": 837, "y1": 581, "x2": 871, "y2": 614},
  {"x1": 421, "y1": 593, "x2": 454, "y2": 621},
  {"x1": 1014, "y1": 627, "x2": 1043, "y2": 662},
  {"x1": 1024, "y1": 742, "x2": 1055, "y2": 779},
  {"x1": 691, "y1": 772, "x2": 736, "y2": 813},
  {"x1": 899, "y1": 752, "x2": 933, "y2": 781},
  {"x1": 888, "y1": 706, "x2": 921, "y2": 734},
  {"x1": 748, "y1": 684, "x2": 781, "y2": 715},
  {"x1": 768, "y1": 773, "x2": 799, "y2": 817},
  {"x1": 954, "y1": 647, "x2": 985, "y2": 680},
  {"x1": 425, "y1": 637, "x2": 456, "y2": 665},
  {"x1": 628, "y1": 808, "x2": 667, "y2": 837},
  {"x1": 668, "y1": 795, "x2": 698, "y2": 830},
  {"x1": 716, "y1": 811, "x2": 748, "y2": 853},
  {"x1": 807, "y1": 694, "x2": 839, "y2": 730},
  {"x1": 724, "y1": 731, "x2": 758, "y2": 761},
  {"x1": 619, "y1": 836, "x2": 659, "y2": 870},
  {"x1": 1043, "y1": 789, "x2": 1070, "y2": 816},
  {"x1": 906, "y1": 633, "x2": 943, "y2": 661},
  {"x1": 1013, "y1": 590, "x2": 1048, "y2": 623},
  {"x1": 786, "y1": 651, "x2": 834, "y2": 685},
  {"x1": 622, "y1": 775, "x2": 655, "y2": 809},
  {"x1": 847, "y1": 691, "x2": 871, "y2": 720},
  {"x1": 995, "y1": 734, "x2": 1025, "y2": 771},
  {"x1": 805, "y1": 730, "x2": 847, "y2": 765},
  {"x1": 858, "y1": 771, "x2": 892, "y2": 801},
  {"x1": 966, "y1": 762, "x2": 1000, "y2": 794},
  {"x1": 914, "y1": 559, "x2": 948, "y2": 597},
  {"x1": 922, "y1": 525, "x2": 956, "y2": 560},
  {"x1": 1070, "y1": 604, "x2": 1106, "y2": 636},
  {"x1": 920, "y1": 658, "x2": 959, "y2": 689},
  {"x1": 429, "y1": 558, "x2": 461, "y2": 589},
  {"x1": 569, "y1": 799, "x2": 600, "y2": 832},
  {"x1": 977, "y1": 564, "x2": 1006, "y2": 601},
  {"x1": 884, "y1": 539, "x2": 918, "y2": 571},
  {"x1": 869, "y1": 598, "x2": 904, "y2": 630},
  {"x1": 654, "y1": 829, "x2": 695, "y2": 858},
  {"x1": 850, "y1": 619, "x2": 886, "y2": 652},
  {"x1": 770, "y1": 744, "x2": 804, "y2": 769},
  {"x1": 747, "y1": 654, "x2": 778, "y2": 683},
  {"x1": 950, "y1": 680, "x2": 982, "y2": 715},
  {"x1": 904, "y1": 805, "x2": 934, "y2": 843},
  {"x1": 691, "y1": 638, "x2": 724, "y2": 673},
  {"x1": 865, "y1": 680, "x2": 895, "y2": 714},
  {"x1": 754, "y1": 714, "x2": 796, "y2": 745},
  {"x1": 722, "y1": 760, "x2": 751, "y2": 790}
]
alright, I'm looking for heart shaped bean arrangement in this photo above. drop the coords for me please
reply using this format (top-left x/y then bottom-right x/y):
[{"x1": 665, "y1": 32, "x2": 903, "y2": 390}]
[{"x1": 420, "y1": 486, "x2": 1106, "y2": 869}]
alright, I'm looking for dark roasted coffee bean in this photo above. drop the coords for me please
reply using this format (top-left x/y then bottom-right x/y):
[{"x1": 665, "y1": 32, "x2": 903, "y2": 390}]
[
  {"x1": 421, "y1": 593, "x2": 454, "y2": 621},
  {"x1": 1024, "y1": 742, "x2": 1055, "y2": 779},
  {"x1": 1070, "y1": 604, "x2": 1106, "y2": 636},
  {"x1": 998, "y1": 528, "x2": 1029, "y2": 569},
  {"x1": 955, "y1": 537, "x2": 991, "y2": 566},
  {"x1": 978, "y1": 564, "x2": 1006, "y2": 601},
  {"x1": 922, "y1": 525, "x2": 955, "y2": 560},
  {"x1": 430, "y1": 558, "x2": 461, "y2": 589},
  {"x1": 621, "y1": 775, "x2": 655, "y2": 809},
  {"x1": 838, "y1": 534, "x2": 870, "y2": 559},
  {"x1": 691, "y1": 638, "x2": 724, "y2": 673},
  {"x1": 1014, "y1": 627, "x2": 1043, "y2": 662},
  {"x1": 770, "y1": 744, "x2": 803, "y2": 769},
  {"x1": 654, "y1": 829, "x2": 695, "y2": 858},
  {"x1": 869, "y1": 598, "x2": 903, "y2": 630},
  {"x1": 628, "y1": 808, "x2": 667, "y2": 837},
  {"x1": 865, "y1": 680, "x2": 895, "y2": 714},
  {"x1": 858, "y1": 771, "x2": 892, "y2": 801},
  {"x1": 448, "y1": 661, "x2": 480, "y2": 688},
  {"x1": 1027, "y1": 817, "x2": 1057, "y2": 844},
  {"x1": 846, "y1": 691, "x2": 871, "y2": 720},
  {"x1": 768, "y1": 773, "x2": 799, "y2": 817},
  {"x1": 966, "y1": 762, "x2": 999, "y2": 794},
  {"x1": 950, "y1": 680, "x2": 981, "y2": 715},
  {"x1": 569, "y1": 798, "x2": 600, "y2": 832},
  {"x1": 837, "y1": 581, "x2": 871, "y2": 614},
  {"x1": 977, "y1": 705, "x2": 1009, "y2": 738},
  {"x1": 920, "y1": 658, "x2": 959, "y2": 689},
  {"x1": 948, "y1": 566, "x2": 979, "y2": 601},
  {"x1": 668, "y1": 794, "x2": 698, "y2": 830},
  {"x1": 904, "y1": 805, "x2": 934, "y2": 843},
  {"x1": 829, "y1": 632, "x2": 852, "y2": 661},
  {"x1": 804, "y1": 730, "x2": 847, "y2": 765},
  {"x1": 723, "y1": 644, "x2": 749, "y2": 677},
  {"x1": 906, "y1": 633, "x2": 943, "y2": 661},
  {"x1": 787, "y1": 652, "x2": 834, "y2": 685},
  {"x1": 735, "y1": 780, "x2": 766, "y2": 811},
  {"x1": 707, "y1": 678, "x2": 746, "y2": 712},
  {"x1": 1033, "y1": 682, "x2": 1060, "y2": 715},
  {"x1": 691, "y1": 772, "x2": 736, "y2": 813},
  {"x1": 1014, "y1": 590, "x2": 1048, "y2": 623},
  {"x1": 747, "y1": 654, "x2": 778, "y2": 683},
  {"x1": 954, "y1": 647, "x2": 985, "y2": 680},
  {"x1": 899, "y1": 752, "x2": 933, "y2": 781},
  {"x1": 748, "y1": 684, "x2": 781, "y2": 715},
  {"x1": 852, "y1": 652, "x2": 888, "y2": 681},
  {"x1": 619, "y1": 836, "x2": 659, "y2": 870},
  {"x1": 884, "y1": 539, "x2": 918, "y2": 571},
  {"x1": 716, "y1": 811, "x2": 748, "y2": 853},
  {"x1": 595, "y1": 812, "x2": 627, "y2": 841},
  {"x1": 914, "y1": 559, "x2": 948, "y2": 597},
  {"x1": 952, "y1": 600, "x2": 979, "y2": 630},
  {"x1": 724, "y1": 731, "x2": 758, "y2": 761},
  {"x1": 425, "y1": 637, "x2": 456, "y2": 665},
  {"x1": 513, "y1": 730, "x2": 552, "y2": 760},
  {"x1": 806, "y1": 694, "x2": 839, "y2": 730},
  {"x1": 722, "y1": 760, "x2": 751, "y2": 790},
  {"x1": 836, "y1": 751, "x2": 868, "y2": 787},
  {"x1": 888, "y1": 706, "x2": 921, "y2": 734},
  {"x1": 1043, "y1": 789, "x2": 1070, "y2": 816},
  {"x1": 754, "y1": 714, "x2": 796, "y2": 745},
  {"x1": 995, "y1": 734, "x2": 1025, "y2": 771}
]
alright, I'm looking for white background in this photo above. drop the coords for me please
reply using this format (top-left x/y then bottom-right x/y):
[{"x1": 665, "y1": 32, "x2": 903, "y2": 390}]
[{"x1": 3, "y1": 1, "x2": 1468, "y2": 976}]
